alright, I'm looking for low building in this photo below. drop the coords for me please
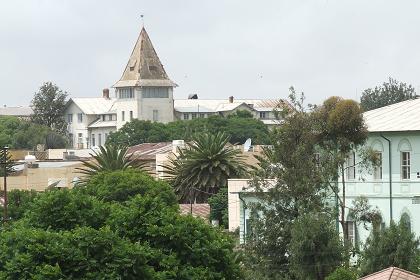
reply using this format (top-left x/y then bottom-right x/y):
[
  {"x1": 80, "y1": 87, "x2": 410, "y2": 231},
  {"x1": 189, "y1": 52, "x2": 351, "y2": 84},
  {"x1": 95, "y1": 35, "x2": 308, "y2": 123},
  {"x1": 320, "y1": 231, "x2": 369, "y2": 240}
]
[
  {"x1": 359, "y1": 266, "x2": 420, "y2": 279},
  {"x1": 0, "y1": 106, "x2": 33, "y2": 120}
]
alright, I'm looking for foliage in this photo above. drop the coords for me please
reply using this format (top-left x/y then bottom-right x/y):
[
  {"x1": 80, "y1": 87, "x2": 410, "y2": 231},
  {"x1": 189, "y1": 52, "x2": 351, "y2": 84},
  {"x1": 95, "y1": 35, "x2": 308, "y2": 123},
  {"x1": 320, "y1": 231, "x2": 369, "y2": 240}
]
[
  {"x1": 0, "y1": 148, "x2": 16, "y2": 177},
  {"x1": 0, "y1": 226, "x2": 158, "y2": 279},
  {"x1": 165, "y1": 132, "x2": 248, "y2": 202},
  {"x1": 245, "y1": 89, "x2": 332, "y2": 278},
  {"x1": 0, "y1": 116, "x2": 65, "y2": 150},
  {"x1": 24, "y1": 189, "x2": 109, "y2": 231},
  {"x1": 2, "y1": 189, "x2": 38, "y2": 220},
  {"x1": 107, "y1": 114, "x2": 271, "y2": 147},
  {"x1": 77, "y1": 145, "x2": 143, "y2": 179},
  {"x1": 208, "y1": 187, "x2": 228, "y2": 228},
  {"x1": 350, "y1": 196, "x2": 382, "y2": 230},
  {"x1": 45, "y1": 131, "x2": 67, "y2": 149},
  {"x1": 30, "y1": 81, "x2": 68, "y2": 133},
  {"x1": 0, "y1": 170, "x2": 242, "y2": 279},
  {"x1": 360, "y1": 220, "x2": 420, "y2": 276},
  {"x1": 289, "y1": 212, "x2": 344, "y2": 280},
  {"x1": 360, "y1": 77, "x2": 416, "y2": 111},
  {"x1": 325, "y1": 267, "x2": 358, "y2": 280},
  {"x1": 81, "y1": 170, "x2": 177, "y2": 205}
]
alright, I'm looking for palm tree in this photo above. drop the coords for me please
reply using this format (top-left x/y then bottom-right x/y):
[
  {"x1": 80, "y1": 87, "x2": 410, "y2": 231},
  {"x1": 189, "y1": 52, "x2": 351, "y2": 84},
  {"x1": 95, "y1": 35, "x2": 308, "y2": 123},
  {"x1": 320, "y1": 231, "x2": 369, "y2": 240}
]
[
  {"x1": 165, "y1": 132, "x2": 248, "y2": 203},
  {"x1": 77, "y1": 145, "x2": 142, "y2": 178}
]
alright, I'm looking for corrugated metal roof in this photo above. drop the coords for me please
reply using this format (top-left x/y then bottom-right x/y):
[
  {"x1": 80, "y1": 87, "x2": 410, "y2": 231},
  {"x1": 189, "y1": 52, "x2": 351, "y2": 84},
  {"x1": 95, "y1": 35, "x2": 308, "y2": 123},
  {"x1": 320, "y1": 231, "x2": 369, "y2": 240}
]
[
  {"x1": 179, "y1": 204, "x2": 210, "y2": 219},
  {"x1": 127, "y1": 142, "x2": 172, "y2": 160},
  {"x1": 174, "y1": 99, "x2": 289, "y2": 113},
  {"x1": 0, "y1": 106, "x2": 33, "y2": 117},
  {"x1": 69, "y1": 98, "x2": 115, "y2": 115},
  {"x1": 364, "y1": 98, "x2": 420, "y2": 132},
  {"x1": 88, "y1": 119, "x2": 117, "y2": 128}
]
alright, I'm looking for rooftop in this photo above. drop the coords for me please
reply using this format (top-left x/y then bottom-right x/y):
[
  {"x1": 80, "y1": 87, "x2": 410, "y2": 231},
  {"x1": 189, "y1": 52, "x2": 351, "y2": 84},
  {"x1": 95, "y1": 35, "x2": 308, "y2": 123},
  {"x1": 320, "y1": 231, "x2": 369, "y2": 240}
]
[
  {"x1": 359, "y1": 266, "x2": 420, "y2": 280},
  {"x1": 67, "y1": 97, "x2": 115, "y2": 115},
  {"x1": 0, "y1": 106, "x2": 33, "y2": 117},
  {"x1": 174, "y1": 99, "x2": 290, "y2": 113},
  {"x1": 364, "y1": 98, "x2": 420, "y2": 132},
  {"x1": 127, "y1": 142, "x2": 173, "y2": 160}
]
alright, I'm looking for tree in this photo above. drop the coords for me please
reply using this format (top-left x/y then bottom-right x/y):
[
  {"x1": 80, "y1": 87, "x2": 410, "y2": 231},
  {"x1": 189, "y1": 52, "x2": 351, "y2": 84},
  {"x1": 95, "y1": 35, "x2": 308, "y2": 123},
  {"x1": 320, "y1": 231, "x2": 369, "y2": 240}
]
[
  {"x1": 165, "y1": 132, "x2": 248, "y2": 202},
  {"x1": 77, "y1": 145, "x2": 143, "y2": 179},
  {"x1": 360, "y1": 77, "x2": 416, "y2": 111},
  {"x1": 0, "y1": 148, "x2": 16, "y2": 177},
  {"x1": 325, "y1": 267, "x2": 358, "y2": 280},
  {"x1": 208, "y1": 187, "x2": 228, "y2": 228},
  {"x1": 0, "y1": 170, "x2": 242, "y2": 279},
  {"x1": 289, "y1": 212, "x2": 344, "y2": 280},
  {"x1": 314, "y1": 96, "x2": 371, "y2": 242},
  {"x1": 1, "y1": 190, "x2": 38, "y2": 220},
  {"x1": 31, "y1": 82, "x2": 68, "y2": 133},
  {"x1": 360, "y1": 220, "x2": 420, "y2": 276},
  {"x1": 244, "y1": 89, "x2": 332, "y2": 278}
]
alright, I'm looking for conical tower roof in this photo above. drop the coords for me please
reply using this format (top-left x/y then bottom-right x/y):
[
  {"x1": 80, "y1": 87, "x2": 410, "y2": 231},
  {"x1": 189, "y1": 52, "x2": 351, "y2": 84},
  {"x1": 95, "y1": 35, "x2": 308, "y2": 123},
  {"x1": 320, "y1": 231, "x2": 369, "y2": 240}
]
[{"x1": 114, "y1": 27, "x2": 177, "y2": 88}]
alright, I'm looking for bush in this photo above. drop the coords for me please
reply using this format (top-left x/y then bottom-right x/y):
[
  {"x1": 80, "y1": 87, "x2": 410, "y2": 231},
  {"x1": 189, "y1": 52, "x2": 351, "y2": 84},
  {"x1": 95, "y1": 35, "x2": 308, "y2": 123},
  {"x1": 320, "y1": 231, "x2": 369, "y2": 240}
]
[{"x1": 326, "y1": 267, "x2": 358, "y2": 280}]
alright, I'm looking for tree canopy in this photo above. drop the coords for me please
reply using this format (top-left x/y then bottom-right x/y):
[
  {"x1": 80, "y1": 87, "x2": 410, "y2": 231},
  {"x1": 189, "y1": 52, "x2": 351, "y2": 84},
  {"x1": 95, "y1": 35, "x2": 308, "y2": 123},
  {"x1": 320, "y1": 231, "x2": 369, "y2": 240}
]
[
  {"x1": 0, "y1": 116, "x2": 66, "y2": 150},
  {"x1": 0, "y1": 170, "x2": 242, "y2": 279},
  {"x1": 30, "y1": 82, "x2": 68, "y2": 133},
  {"x1": 360, "y1": 77, "x2": 416, "y2": 111},
  {"x1": 106, "y1": 113, "x2": 271, "y2": 147}
]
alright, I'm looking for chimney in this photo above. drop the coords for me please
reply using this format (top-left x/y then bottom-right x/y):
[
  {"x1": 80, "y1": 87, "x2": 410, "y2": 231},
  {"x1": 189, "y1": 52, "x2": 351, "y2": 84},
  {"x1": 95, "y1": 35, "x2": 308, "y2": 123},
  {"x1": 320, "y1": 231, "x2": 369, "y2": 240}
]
[
  {"x1": 103, "y1": 88, "x2": 110, "y2": 99},
  {"x1": 229, "y1": 96, "x2": 234, "y2": 103}
]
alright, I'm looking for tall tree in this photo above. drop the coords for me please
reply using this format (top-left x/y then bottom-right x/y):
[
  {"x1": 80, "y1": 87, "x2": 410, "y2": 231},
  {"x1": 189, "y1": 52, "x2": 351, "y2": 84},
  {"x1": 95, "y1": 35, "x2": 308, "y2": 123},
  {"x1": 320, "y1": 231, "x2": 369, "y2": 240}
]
[
  {"x1": 165, "y1": 132, "x2": 248, "y2": 202},
  {"x1": 360, "y1": 219, "x2": 420, "y2": 276},
  {"x1": 31, "y1": 82, "x2": 68, "y2": 133},
  {"x1": 360, "y1": 77, "x2": 416, "y2": 111}
]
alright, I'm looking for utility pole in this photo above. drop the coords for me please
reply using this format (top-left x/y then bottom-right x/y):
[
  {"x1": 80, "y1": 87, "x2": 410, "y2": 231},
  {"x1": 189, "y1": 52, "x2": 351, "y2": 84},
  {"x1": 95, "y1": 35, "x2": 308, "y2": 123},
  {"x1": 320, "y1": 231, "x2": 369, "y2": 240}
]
[{"x1": 2, "y1": 146, "x2": 9, "y2": 223}]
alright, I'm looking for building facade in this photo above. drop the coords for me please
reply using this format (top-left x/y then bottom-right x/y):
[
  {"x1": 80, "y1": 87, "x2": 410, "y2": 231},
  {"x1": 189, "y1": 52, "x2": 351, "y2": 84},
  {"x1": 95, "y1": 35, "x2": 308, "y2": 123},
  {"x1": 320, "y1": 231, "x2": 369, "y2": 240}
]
[
  {"x1": 64, "y1": 27, "x2": 289, "y2": 149},
  {"x1": 229, "y1": 99, "x2": 420, "y2": 244}
]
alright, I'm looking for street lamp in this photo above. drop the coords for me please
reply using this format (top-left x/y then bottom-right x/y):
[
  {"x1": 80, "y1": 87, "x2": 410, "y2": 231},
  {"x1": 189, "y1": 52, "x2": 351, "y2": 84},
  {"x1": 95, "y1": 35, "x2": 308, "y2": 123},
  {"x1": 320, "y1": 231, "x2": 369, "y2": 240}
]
[{"x1": 2, "y1": 146, "x2": 9, "y2": 223}]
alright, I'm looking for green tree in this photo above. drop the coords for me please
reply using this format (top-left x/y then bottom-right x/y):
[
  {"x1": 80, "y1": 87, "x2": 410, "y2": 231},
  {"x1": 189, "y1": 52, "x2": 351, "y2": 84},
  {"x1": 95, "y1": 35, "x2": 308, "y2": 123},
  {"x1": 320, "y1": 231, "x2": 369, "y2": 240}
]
[
  {"x1": 77, "y1": 145, "x2": 142, "y2": 179},
  {"x1": 245, "y1": 89, "x2": 331, "y2": 278},
  {"x1": 2, "y1": 190, "x2": 38, "y2": 221},
  {"x1": 165, "y1": 132, "x2": 248, "y2": 202},
  {"x1": 360, "y1": 77, "x2": 416, "y2": 111},
  {"x1": 360, "y1": 220, "x2": 420, "y2": 276},
  {"x1": 0, "y1": 148, "x2": 16, "y2": 177},
  {"x1": 289, "y1": 212, "x2": 344, "y2": 280},
  {"x1": 325, "y1": 267, "x2": 358, "y2": 280},
  {"x1": 31, "y1": 82, "x2": 68, "y2": 133},
  {"x1": 208, "y1": 187, "x2": 228, "y2": 228}
]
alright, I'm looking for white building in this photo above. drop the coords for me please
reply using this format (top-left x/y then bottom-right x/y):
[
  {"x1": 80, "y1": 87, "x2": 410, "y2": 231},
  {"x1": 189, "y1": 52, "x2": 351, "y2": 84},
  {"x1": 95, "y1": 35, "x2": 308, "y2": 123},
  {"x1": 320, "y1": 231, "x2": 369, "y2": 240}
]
[
  {"x1": 65, "y1": 27, "x2": 289, "y2": 149},
  {"x1": 229, "y1": 99, "x2": 420, "y2": 244}
]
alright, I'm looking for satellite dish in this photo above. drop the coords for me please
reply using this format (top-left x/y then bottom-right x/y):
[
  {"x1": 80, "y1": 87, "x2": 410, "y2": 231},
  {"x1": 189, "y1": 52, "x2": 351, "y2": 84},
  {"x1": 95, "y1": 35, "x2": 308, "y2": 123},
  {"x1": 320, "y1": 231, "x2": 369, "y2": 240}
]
[{"x1": 243, "y1": 138, "x2": 252, "y2": 152}]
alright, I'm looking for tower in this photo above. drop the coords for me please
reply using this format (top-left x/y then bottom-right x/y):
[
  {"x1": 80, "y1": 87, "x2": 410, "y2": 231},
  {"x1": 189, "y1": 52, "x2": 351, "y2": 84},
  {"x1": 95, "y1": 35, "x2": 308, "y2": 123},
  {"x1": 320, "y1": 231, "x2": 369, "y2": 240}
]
[{"x1": 113, "y1": 27, "x2": 177, "y2": 128}]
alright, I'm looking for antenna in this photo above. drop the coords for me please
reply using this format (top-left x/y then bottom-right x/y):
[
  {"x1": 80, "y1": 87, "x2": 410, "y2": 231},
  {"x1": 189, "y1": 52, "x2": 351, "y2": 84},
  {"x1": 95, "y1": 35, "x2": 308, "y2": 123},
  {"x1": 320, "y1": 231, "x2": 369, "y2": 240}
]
[{"x1": 243, "y1": 138, "x2": 252, "y2": 152}]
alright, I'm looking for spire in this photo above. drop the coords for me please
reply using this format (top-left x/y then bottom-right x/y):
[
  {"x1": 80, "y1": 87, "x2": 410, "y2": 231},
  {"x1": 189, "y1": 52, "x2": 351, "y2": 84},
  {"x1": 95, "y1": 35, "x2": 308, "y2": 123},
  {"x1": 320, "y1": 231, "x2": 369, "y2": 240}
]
[{"x1": 114, "y1": 27, "x2": 176, "y2": 88}]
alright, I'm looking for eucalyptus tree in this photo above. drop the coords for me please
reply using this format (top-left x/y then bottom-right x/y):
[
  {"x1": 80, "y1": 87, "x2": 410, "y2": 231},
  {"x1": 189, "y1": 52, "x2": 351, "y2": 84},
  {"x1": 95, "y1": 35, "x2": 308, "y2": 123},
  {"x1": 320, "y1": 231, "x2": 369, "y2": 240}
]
[{"x1": 165, "y1": 132, "x2": 248, "y2": 203}]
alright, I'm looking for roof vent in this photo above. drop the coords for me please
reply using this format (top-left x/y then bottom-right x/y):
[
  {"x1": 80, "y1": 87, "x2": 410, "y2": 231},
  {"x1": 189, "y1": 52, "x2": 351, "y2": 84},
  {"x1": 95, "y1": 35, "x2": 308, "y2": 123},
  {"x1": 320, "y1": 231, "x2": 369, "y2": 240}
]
[
  {"x1": 229, "y1": 96, "x2": 234, "y2": 103},
  {"x1": 188, "y1": 94, "x2": 198, "y2": 99},
  {"x1": 148, "y1": 65, "x2": 158, "y2": 71},
  {"x1": 103, "y1": 88, "x2": 110, "y2": 99}
]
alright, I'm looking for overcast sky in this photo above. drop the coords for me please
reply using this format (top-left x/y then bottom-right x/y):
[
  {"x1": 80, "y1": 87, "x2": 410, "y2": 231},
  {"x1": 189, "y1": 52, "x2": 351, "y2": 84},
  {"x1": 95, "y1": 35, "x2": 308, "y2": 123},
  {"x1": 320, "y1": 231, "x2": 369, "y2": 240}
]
[{"x1": 1, "y1": 0, "x2": 420, "y2": 106}]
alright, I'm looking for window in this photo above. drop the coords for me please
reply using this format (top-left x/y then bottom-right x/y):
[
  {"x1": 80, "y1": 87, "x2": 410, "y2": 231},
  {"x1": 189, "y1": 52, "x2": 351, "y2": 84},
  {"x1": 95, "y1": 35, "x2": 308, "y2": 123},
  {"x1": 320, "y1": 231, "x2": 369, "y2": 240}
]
[
  {"x1": 259, "y1": 112, "x2": 267, "y2": 119},
  {"x1": 77, "y1": 133, "x2": 83, "y2": 149},
  {"x1": 69, "y1": 133, "x2": 74, "y2": 147},
  {"x1": 91, "y1": 134, "x2": 95, "y2": 147},
  {"x1": 118, "y1": 88, "x2": 134, "y2": 99},
  {"x1": 98, "y1": 134, "x2": 102, "y2": 146},
  {"x1": 153, "y1": 110, "x2": 158, "y2": 122},
  {"x1": 191, "y1": 113, "x2": 197, "y2": 119},
  {"x1": 346, "y1": 152, "x2": 356, "y2": 180},
  {"x1": 77, "y1": 113, "x2": 83, "y2": 123},
  {"x1": 142, "y1": 87, "x2": 169, "y2": 98},
  {"x1": 401, "y1": 152, "x2": 410, "y2": 179},
  {"x1": 347, "y1": 221, "x2": 355, "y2": 245},
  {"x1": 130, "y1": 111, "x2": 133, "y2": 120},
  {"x1": 122, "y1": 111, "x2": 125, "y2": 121},
  {"x1": 67, "y1": 114, "x2": 73, "y2": 123},
  {"x1": 107, "y1": 114, "x2": 113, "y2": 121},
  {"x1": 102, "y1": 115, "x2": 105, "y2": 121},
  {"x1": 373, "y1": 152, "x2": 382, "y2": 180},
  {"x1": 199, "y1": 113, "x2": 205, "y2": 118},
  {"x1": 183, "y1": 113, "x2": 189, "y2": 120}
]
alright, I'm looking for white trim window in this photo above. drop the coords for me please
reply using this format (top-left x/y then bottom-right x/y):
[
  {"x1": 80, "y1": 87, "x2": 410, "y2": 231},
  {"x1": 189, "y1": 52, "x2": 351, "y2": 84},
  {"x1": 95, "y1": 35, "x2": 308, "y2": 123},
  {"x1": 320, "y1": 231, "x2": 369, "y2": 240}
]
[
  {"x1": 373, "y1": 152, "x2": 382, "y2": 180},
  {"x1": 346, "y1": 152, "x2": 356, "y2": 180},
  {"x1": 118, "y1": 88, "x2": 134, "y2": 99},
  {"x1": 91, "y1": 134, "x2": 95, "y2": 147},
  {"x1": 401, "y1": 151, "x2": 410, "y2": 179},
  {"x1": 67, "y1": 114, "x2": 73, "y2": 123},
  {"x1": 183, "y1": 113, "x2": 189, "y2": 120},
  {"x1": 77, "y1": 113, "x2": 83, "y2": 123}
]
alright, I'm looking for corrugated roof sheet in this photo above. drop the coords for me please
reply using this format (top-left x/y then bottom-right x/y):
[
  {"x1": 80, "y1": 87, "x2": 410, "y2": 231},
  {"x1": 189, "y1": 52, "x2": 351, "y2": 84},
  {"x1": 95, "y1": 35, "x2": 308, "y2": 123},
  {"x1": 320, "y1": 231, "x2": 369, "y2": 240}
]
[
  {"x1": 359, "y1": 266, "x2": 420, "y2": 279},
  {"x1": 179, "y1": 204, "x2": 210, "y2": 219},
  {"x1": 127, "y1": 142, "x2": 172, "y2": 160},
  {"x1": 88, "y1": 119, "x2": 117, "y2": 128},
  {"x1": 364, "y1": 98, "x2": 420, "y2": 132},
  {"x1": 69, "y1": 98, "x2": 115, "y2": 115},
  {"x1": 0, "y1": 106, "x2": 33, "y2": 117},
  {"x1": 174, "y1": 99, "x2": 290, "y2": 113}
]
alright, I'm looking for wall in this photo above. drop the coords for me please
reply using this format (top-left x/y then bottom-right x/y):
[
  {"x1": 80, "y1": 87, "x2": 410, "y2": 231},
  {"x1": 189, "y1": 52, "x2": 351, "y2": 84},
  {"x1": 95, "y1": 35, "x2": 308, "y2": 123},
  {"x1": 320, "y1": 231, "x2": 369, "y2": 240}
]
[
  {"x1": 65, "y1": 103, "x2": 97, "y2": 149},
  {"x1": 89, "y1": 127, "x2": 115, "y2": 146},
  {"x1": 138, "y1": 87, "x2": 174, "y2": 123}
]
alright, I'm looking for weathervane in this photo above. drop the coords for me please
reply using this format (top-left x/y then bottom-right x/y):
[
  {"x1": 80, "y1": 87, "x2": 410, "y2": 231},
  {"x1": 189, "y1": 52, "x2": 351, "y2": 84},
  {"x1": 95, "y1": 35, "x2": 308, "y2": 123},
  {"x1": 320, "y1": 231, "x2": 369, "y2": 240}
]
[{"x1": 141, "y1": 14, "x2": 144, "y2": 27}]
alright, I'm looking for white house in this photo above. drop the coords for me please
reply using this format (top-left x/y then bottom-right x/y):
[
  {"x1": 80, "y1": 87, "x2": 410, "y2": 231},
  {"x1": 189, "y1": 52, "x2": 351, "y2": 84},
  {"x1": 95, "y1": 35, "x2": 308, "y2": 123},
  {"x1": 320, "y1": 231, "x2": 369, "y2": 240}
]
[{"x1": 229, "y1": 98, "x2": 420, "y2": 245}]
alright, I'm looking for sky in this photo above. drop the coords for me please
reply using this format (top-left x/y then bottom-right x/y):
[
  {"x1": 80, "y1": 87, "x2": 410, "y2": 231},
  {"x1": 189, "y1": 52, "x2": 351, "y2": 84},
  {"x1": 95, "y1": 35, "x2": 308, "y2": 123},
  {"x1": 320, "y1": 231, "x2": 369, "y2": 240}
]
[{"x1": 1, "y1": 0, "x2": 420, "y2": 106}]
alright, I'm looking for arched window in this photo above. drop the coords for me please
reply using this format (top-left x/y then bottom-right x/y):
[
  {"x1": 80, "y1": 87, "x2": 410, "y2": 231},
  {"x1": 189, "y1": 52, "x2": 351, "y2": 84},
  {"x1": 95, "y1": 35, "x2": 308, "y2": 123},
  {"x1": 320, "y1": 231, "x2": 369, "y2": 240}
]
[
  {"x1": 400, "y1": 212, "x2": 411, "y2": 232},
  {"x1": 398, "y1": 139, "x2": 412, "y2": 180},
  {"x1": 371, "y1": 140, "x2": 384, "y2": 180},
  {"x1": 346, "y1": 212, "x2": 359, "y2": 247}
]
